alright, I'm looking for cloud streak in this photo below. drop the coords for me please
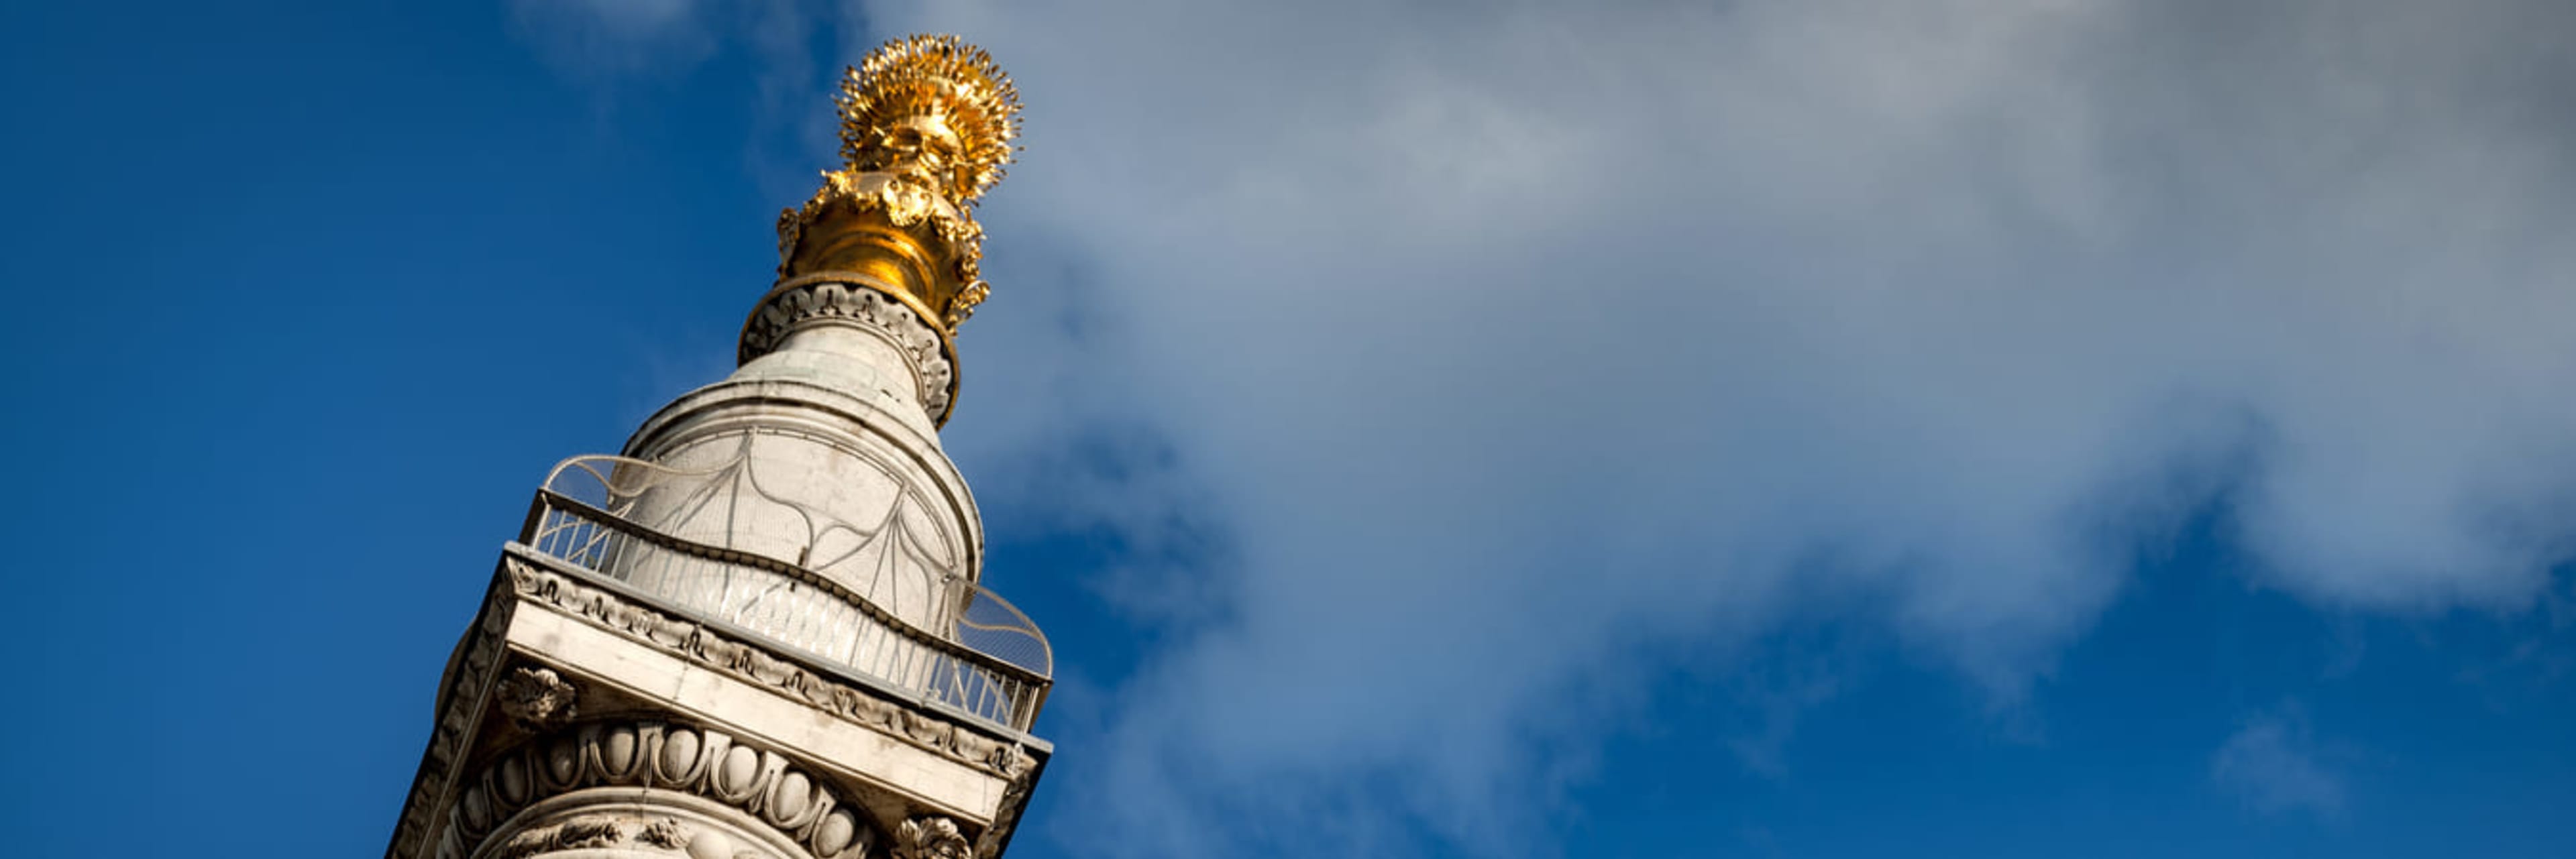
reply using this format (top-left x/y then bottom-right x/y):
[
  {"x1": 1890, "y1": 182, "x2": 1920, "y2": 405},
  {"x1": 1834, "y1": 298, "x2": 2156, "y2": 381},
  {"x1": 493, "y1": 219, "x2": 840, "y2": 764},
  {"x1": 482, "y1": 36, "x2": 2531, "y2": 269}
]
[
  {"x1": 507, "y1": 0, "x2": 714, "y2": 78},
  {"x1": 2212, "y1": 705, "x2": 2347, "y2": 819}
]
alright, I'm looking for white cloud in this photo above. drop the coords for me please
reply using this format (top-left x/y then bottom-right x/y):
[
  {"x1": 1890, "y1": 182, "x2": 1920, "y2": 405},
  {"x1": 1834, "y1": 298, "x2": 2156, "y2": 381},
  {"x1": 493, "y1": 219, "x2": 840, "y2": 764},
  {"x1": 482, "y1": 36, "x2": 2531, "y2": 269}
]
[
  {"x1": 507, "y1": 0, "x2": 716, "y2": 77},
  {"x1": 895, "y1": 0, "x2": 2576, "y2": 852},
  {"x1": 2212, "y1": 705, "x2": 2347, "y2": 819}
]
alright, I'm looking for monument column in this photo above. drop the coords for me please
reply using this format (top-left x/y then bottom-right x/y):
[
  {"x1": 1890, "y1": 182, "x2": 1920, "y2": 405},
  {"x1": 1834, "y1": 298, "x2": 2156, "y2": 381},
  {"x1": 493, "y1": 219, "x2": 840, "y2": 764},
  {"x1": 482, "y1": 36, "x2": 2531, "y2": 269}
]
[{"x1": 386, "y1": 35, "x2": 1052, "y2": 859}]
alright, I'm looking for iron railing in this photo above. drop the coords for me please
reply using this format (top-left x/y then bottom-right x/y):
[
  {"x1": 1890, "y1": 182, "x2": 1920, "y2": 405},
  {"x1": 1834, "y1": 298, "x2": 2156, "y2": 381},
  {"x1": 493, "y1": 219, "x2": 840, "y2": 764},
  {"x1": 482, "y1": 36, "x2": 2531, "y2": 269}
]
[{"x1": 521, "y1": 453, "x2": 1051, "y2": 732}]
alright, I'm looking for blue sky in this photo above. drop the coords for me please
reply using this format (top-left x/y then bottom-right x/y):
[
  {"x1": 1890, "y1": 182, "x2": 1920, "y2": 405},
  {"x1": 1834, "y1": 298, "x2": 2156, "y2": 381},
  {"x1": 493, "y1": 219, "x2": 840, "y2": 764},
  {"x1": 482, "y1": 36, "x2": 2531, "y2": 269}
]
[{"x1": 5, "y1": 1, "x2": 2575, "y2": 857}]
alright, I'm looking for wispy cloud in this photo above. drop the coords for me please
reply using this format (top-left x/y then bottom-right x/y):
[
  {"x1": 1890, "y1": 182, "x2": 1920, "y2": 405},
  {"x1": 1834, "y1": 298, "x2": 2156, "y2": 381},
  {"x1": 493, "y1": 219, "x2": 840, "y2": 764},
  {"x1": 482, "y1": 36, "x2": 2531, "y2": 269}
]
[
  {"x1": 2212, "y1": 705, "x2": 2348, "y2": 819},
  {"x1": 506, "y1": 0, "x2": 714, "y2": 78},
  {"x1": 506, "y1": 0, "x2": 843, "y2": 198},
  {"x1": 918, "y1": 0, "x2": 2575, "y2": 852}
]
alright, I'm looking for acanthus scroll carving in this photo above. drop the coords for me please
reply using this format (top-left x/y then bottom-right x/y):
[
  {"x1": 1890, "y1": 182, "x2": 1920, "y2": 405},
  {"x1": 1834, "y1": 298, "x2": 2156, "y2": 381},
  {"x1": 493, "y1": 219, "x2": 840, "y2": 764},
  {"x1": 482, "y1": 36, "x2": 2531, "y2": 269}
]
[
  {"x1": 491, "y1": 812, "x2": 687, "y2": 858},
  {"x1": 898, "y1": 815, "x2": 975, "y2": 859},
  {"x1": 496, "y1": 667, "x2": 578, "y2": 730}
]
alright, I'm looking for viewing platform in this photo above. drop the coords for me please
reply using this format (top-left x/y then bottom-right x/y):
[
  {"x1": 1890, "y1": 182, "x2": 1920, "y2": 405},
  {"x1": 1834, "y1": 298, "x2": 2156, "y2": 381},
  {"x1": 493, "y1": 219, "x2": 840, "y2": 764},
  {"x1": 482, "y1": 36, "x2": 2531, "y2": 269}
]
[{"x1": 518, "y1": 454, "x2": 1052, "y2": 733}]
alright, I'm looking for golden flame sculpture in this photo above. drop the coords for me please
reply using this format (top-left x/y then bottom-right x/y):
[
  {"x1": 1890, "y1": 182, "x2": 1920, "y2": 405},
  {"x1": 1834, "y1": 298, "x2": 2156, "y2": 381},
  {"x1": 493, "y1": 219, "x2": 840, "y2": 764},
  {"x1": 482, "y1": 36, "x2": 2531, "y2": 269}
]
[
  {"x1": 773, "y1": 34, "x2": 1024, "y2": 335},
  {"x1": 837, "y1": 36, "x2": 1022, "y2": 207}
]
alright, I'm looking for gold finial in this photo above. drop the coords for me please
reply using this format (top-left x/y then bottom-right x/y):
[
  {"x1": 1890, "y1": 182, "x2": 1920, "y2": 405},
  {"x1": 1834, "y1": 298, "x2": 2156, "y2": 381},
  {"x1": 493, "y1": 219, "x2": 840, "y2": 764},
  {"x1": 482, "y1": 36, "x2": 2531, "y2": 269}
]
[
  {"x1": 772, "y1": 34, "x2": 1023, "y2": 337},
  {"x1": 836, "y1": 34, "x2": 1021, "y2": 207}
]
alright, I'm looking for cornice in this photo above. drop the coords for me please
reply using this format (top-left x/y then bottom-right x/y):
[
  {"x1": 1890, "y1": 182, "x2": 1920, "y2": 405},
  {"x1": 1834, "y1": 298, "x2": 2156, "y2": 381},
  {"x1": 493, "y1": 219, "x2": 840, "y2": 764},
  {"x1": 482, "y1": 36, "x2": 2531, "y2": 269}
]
[
  {"x1": 389, "y1": 575, "x2": 518, "y2": 859},
  {"x1": 388, "y1": 554, "x2": 1048, "y2": 859},
  {"x1": 502, "y1": 557, "x2": 1042, "y2": 779}
]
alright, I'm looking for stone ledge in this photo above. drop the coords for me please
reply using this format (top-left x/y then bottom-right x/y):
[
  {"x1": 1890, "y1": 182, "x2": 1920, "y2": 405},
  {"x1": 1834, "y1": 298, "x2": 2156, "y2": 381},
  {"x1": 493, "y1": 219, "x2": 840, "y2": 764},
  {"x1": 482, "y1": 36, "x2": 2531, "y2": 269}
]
[{"x1": 386, "y1": 551, "x2": 1050, "y2": 859}]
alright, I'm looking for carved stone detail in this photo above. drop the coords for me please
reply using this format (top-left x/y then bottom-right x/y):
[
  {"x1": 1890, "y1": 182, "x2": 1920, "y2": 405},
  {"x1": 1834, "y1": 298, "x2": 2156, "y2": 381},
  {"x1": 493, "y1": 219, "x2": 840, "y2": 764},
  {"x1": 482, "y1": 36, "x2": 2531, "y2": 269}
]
[
  {"x1": 496, "y1": 667, "x2": 579, "y2": 730},
  {"x1": 639, "y1": 817, "x2": 689, "y2": 850},
  {"x1": 898, "y1": 815, "x2": 974, "y2": 859},
  {"x1": 394, "y1": 558, "x2": 1041, "y2": 859},
  {"x1": 391, "y1": 578, "x2": 519, "y2": 859},
  {"x1": 446, "y1": 721, "x2": 879, "y2": 859},
  {"x1": 972, "y1": 768, "x2": 1036, "y2": 859},
  {"x1": 739, "y1": 279, "x2": 955, "y2": 422},
  {"x1": 506, "y1": 559, "x2": 1040, "y2": 783},
  {"x1": 493, "y1": 812, "x2": 684, "y2": 858}
]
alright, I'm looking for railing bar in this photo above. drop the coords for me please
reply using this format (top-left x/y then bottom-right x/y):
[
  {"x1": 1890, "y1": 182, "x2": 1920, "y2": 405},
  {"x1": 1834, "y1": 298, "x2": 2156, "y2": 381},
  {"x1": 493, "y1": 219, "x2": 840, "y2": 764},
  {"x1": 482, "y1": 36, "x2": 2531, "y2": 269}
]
[
  {"x1": 608, "y1": 526, "x2": 629, "y2": 584},
  {"x1": 657, "y1": 542, "x2": 678, "y2": 601},
  {"x1": 573, "y1": 520, "x2": 606, "y2": 567},
  {"x1": 657, "y1": 542, "x2": 682, "y2": 600},
  {"x1": 623, "y1": 532, "x2": 646, "y2": 590},
  {"x1": 895, "y1": 635, "x2": 914, "y2": 694},
  {"x1": 841, "y1": 610, "x2": 859, "y2": 665}
]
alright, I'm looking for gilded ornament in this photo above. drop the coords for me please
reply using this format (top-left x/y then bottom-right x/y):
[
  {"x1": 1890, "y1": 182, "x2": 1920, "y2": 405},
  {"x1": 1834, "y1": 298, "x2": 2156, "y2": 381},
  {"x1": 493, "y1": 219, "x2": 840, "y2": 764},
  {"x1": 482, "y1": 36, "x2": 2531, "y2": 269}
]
[{"x1": 772, "y1": 34, "x2": 1021, "y2": 335}]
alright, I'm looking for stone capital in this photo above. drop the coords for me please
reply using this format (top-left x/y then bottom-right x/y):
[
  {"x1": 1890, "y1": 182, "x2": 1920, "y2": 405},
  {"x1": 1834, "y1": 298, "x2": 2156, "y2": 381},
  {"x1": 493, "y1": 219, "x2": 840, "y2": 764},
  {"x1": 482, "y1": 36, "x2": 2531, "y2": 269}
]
[{"x1": 386, "y1": 552, "x2": 1048, "y2": 859}]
